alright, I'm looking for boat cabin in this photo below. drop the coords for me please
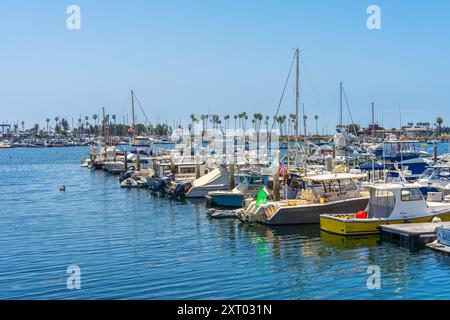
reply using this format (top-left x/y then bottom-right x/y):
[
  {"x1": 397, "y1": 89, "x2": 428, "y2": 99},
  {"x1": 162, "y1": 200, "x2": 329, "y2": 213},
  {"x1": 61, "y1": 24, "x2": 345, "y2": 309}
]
[{"x1": 364, "y1": 183, "x2": 449, "y2": 220}]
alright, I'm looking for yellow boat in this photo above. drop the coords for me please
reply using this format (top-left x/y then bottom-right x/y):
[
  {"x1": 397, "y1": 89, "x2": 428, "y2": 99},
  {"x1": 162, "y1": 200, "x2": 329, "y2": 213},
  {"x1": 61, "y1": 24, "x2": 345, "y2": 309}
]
[{"x1": 320, "y1": 183, "x2": 450, "y2": 235}]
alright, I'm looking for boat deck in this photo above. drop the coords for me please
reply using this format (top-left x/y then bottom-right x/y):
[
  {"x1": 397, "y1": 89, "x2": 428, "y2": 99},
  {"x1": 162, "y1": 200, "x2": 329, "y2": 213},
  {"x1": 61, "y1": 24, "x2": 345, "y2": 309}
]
[
  {"x1": 380, "y1": 222, "x2": 450, "y2": 248},
  {"x1": 426, "y1": 241, "x2": 450, "y2": 255}
]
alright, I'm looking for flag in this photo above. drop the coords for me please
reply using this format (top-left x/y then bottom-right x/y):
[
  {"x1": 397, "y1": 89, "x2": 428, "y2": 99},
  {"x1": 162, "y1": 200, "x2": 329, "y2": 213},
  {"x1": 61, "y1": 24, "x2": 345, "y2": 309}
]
[{"x1": 255, "y1": 188, "x2": 268, "y2": 207}]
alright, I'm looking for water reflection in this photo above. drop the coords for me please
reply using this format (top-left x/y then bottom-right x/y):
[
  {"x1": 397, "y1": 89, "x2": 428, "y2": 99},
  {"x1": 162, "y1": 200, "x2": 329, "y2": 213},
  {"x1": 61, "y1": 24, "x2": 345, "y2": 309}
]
[{"x1": 320, "y1": 231, "x2": 380, "y2": 250}]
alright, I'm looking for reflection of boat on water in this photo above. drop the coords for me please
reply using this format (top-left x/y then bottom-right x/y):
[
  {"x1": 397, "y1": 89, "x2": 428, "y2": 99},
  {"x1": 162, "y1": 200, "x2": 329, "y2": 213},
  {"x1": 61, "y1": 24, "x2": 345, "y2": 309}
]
[
  {"x1": 320, "y1": 231, "x2": 379, "y2": 250},
  {"x1": 238, "y1": 222, "x2": 320, "y2": 239}
]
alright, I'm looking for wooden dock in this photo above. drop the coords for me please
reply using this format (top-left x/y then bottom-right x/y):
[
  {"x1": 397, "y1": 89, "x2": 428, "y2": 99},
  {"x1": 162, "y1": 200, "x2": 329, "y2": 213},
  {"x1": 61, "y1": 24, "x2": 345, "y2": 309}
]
[{"x1": 380, "y1": 222, "x2": 450, "y2": 248}]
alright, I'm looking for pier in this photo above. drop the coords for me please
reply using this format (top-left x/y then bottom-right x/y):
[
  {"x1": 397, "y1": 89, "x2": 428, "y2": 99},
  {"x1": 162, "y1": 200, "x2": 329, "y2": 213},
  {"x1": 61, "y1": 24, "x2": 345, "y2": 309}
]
[{"x1": 380, "y1": 222, "x2": 450, "y2": 248}]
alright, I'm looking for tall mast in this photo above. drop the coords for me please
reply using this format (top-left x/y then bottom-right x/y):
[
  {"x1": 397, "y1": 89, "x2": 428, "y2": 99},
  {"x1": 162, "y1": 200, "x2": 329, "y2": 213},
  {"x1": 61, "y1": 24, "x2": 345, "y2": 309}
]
[
  {"x1": 102, "y1": 107, "x2": 107, "y2": 156},
  {"x1": 339, "y1": 81, "x2": 343, "y2": 130},
  {"x1": 131, "y1": 90, "x2": 136, "y2": 144},
  {"x1": 295, "y1": 48, "x2": 300, "y2": 140},
  {"x1": 371, "y1": 102, "x2": 375, "y2": 140}
]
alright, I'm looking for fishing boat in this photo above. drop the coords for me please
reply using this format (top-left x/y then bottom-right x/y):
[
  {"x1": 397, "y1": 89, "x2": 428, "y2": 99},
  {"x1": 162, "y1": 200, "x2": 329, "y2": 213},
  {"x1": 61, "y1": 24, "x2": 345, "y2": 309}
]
[
  {"x1": 240, "y1": 173, "x2": 369, "y2": 225},
  {"x1": 320, "y1": 183, "x2": 450, "y2": 236},
  {"x1": 205, "y1": 172, "x2": 270, "y2": 208}
]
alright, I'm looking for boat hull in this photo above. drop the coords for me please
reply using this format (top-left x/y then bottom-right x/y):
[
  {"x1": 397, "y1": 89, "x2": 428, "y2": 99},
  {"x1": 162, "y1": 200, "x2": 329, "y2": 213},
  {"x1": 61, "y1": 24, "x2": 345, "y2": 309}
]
[
  {"x1": 185, "y1": 185, "x2": 229, "y2": 199},
  {"x1": 320, "y1": 212, "x2": 450, "y2": 236},
  {"x1": 265, "y1": 197, "x2": 369, "y2": 225},
  {"x1": 205, "y1": 193, "x2": 244, "y2": 208}
]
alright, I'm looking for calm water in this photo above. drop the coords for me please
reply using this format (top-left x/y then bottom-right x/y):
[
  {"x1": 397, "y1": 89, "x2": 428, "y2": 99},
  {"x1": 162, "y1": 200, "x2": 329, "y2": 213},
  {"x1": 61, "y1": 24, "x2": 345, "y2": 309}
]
[{"x1": 1, "y1": 145, "x2": 450, "y2": 300}]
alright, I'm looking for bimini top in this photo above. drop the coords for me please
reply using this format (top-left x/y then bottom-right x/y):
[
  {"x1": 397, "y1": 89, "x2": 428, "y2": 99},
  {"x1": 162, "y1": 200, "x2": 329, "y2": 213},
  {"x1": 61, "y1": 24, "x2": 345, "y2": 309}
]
[
  {"x1": 368, "y1": 182, "x2": 422, "y2": 190},
  {"x1": 303, "y1": 173, "x2": 367, "y2": 182}
]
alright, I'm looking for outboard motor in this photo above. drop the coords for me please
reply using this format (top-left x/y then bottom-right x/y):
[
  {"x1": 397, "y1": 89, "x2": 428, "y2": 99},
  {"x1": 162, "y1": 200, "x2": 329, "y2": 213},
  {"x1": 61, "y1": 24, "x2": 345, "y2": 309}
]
[
  {"x1": 173, "y1": 181, "x2": 192, "y2": 197},
  {"x1": 151, "y1": 176, "x2": 171, "y2": 192},
  {"x1": 118, "y1": 167, "x2": 135, "y2": 183}
]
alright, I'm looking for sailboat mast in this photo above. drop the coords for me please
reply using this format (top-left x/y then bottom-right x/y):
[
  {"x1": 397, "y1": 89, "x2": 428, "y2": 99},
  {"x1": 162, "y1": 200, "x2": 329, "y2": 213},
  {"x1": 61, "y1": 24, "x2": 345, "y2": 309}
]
[
  {"x1": 131, "y1": 90, "x2": 136, "y2": 144},
  {"x1": 295, "y1": 48, "x2": 300, "y2": 140},
  {"x1": 102, "y1": 107, "x2": 107, "y2": 156},
  {"x1": 339, "y1": 81, "x2": 343, "y2": 130}
]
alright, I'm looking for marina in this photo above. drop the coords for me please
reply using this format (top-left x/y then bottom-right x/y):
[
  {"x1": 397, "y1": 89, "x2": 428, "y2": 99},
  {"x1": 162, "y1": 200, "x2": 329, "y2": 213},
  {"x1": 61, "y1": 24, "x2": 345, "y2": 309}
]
[
  {"x1": 2, "y1": 140, "x2": 450, "y2": 300},
  {"x1": 3, "y1": 1, "x2": 450, "y2": 305}
]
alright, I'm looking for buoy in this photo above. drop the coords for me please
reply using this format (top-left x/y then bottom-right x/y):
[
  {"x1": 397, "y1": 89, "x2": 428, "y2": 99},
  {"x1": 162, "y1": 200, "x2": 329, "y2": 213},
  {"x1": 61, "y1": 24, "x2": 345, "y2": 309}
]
[
  {"x1": 355, "y1": 210, "x2": 367, "y2": 219},
  {"x1": 432, "y1": 216, "x2": 442, "y2": 223},
  {"x1": 59, "y1": 185, "x2": 66, "y2": 192}
]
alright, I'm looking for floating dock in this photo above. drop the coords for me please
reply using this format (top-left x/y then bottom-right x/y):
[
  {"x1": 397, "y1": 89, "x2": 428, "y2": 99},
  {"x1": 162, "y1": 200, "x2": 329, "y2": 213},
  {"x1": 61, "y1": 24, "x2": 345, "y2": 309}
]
[{"x1": 380, "y1": 222, "x2": 450, "y2": 248}]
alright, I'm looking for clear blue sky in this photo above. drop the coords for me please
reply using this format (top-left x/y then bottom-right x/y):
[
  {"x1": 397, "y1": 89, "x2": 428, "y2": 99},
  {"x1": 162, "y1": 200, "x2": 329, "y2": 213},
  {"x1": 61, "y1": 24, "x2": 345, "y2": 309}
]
[{"x1": 1, "y1": 0, "x2": 449, "y2": 133}]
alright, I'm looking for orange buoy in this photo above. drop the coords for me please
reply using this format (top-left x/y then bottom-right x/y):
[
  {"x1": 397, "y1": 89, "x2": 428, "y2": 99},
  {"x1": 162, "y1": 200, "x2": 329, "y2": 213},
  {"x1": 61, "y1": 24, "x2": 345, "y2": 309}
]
[{"x1": 355, "y1": 211, "x2": 367, "y2": 219}]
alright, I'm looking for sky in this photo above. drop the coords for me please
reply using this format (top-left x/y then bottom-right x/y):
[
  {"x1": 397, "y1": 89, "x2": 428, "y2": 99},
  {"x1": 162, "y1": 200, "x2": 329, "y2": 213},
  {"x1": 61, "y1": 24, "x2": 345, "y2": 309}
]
[{"x1": 1, "y1": 0, "x2": 449, "y2": 133}]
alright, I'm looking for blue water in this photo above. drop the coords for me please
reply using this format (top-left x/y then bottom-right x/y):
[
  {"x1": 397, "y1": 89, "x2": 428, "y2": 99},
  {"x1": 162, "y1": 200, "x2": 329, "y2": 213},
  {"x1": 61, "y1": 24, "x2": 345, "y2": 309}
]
[{"x1": 1, "y1": 145, "x2": 450, "y2": 300}]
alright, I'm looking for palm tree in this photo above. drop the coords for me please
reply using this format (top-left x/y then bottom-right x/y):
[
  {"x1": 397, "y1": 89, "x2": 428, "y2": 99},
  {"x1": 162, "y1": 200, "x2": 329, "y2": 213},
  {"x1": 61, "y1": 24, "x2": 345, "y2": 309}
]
[
  {"x1": 234, "y1": 115, "x2": 238, "y2": 131},
  {"x1": 46, "y1": 118, "x2": 50, "y2": 133},
  {"x1": 21, "y1": 121, "x2": 24, "y2": 132},
  {"x1": 201, "y1": 115, "x2": 206, "y2": 139},
  {"x1": 224, "y1": 115, "x2": 230, "y2": 131},
  {"x1": 314, "y1": 115, "x2": 319, "y2": 135},
  {"x1": 436, "y1": 117, "x2": 444, "y2": 135},
  {"x1": 111, "y1": 114, "x2": 116, "y2": 138},
  {"x1": 92, "y1": 114, "x2": 98, "y2": 136}
]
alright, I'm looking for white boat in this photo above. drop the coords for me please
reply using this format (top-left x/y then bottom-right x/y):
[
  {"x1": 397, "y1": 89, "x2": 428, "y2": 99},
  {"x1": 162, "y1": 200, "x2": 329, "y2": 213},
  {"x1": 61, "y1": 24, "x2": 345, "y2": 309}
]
[
  {"x1": 0, "y1": 140, "x2": 12, "y2": 148},
  {"x1": 417, "y1": 165, "x2": 450, "y2": 196},
  {"x1": 184, "y1": 166, "x2": 229, "y2": 199}
]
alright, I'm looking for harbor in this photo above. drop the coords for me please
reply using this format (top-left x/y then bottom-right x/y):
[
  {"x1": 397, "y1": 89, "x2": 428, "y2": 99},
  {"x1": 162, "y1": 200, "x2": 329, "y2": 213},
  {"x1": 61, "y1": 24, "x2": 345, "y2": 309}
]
[
  {"x1": 3, "y1": 1, "x2": 450, "y2": 304},
  {"x1": 2, "y1": 135, "x2": 450, "y2": 299}
]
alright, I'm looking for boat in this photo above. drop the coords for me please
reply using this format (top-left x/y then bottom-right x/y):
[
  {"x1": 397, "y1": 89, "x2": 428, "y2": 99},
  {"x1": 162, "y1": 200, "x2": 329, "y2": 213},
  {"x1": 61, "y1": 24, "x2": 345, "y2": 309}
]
[
  {"x1": 417, "y1": 165, "x2": 450, "y2": 196},
  {"x1": 320, "y1": 182, "x2": 450, "y2": 236},
  {"x1": 240, "y1": 173, "x2": 369, "y2": 225},
  {"x1": 184, "y1": 166, "x2": 229, "y2": 198},
  {"x1": 372, "y1": 138, "x2": 431, "y2": 179},
  {"x1": 167, "y1": 166, "x2": 229, "y2": 199},
  {"x1": 426, "y1": 225, "x2": 450, "y2": 255},
  {"x1": 0, "y1": 140, "x2": 12, "y2": 148},
  {"x1": 205, "y1": 173, "x2": 270, "y2": 208}
]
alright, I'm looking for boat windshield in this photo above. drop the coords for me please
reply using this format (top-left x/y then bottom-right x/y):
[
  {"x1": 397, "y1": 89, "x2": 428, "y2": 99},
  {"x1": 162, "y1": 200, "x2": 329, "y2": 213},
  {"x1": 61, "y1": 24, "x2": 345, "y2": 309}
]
[
  {"x1": 367, "y1": 188, "x2": 396, "y2": 218},
  {"x1": 383, "y1": 141, "x2": 418, "y2": 157}
]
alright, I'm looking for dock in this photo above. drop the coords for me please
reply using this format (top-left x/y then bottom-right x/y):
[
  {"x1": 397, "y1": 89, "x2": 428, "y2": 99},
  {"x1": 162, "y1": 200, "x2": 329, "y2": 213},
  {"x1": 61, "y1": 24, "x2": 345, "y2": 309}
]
[{"x1": 380, "y1": 222, "x2": 450, "y2": 248}]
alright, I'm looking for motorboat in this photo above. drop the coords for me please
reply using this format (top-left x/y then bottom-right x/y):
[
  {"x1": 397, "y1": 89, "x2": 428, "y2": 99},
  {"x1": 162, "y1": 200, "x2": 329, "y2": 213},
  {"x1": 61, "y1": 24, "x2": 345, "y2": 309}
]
[
  {"x1": 205, "y1": 173, "x2": 270, "y2": 208},
  {"x1": 240, "y1": 172, "x2": 369, "y2": 225},
  {"x1": 320, "y1": 182, "x2": 450, "y2": 235},
  {"x1": 417, "y1": 165, "x2": 450, "y2": 196}
]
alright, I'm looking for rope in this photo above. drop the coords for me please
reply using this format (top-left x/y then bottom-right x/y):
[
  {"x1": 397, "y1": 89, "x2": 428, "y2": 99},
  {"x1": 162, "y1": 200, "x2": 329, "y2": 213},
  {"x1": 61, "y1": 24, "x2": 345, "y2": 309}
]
[{"x1": 271, "y1": 50, "x2": 297, "y2": 131}]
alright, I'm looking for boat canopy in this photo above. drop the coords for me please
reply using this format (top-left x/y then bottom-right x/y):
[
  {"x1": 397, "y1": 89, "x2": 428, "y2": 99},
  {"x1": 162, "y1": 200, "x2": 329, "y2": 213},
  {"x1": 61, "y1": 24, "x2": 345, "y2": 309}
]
[{"x1": 303, "y1": 173, "x2": 367, "y2": 182}]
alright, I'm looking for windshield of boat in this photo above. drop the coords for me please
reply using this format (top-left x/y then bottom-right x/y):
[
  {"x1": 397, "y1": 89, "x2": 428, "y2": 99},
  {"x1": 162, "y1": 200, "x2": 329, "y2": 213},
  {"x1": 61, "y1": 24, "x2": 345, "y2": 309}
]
[
  {"x1": 307, "y1": 179, "x2": 358, "y2": 196},
  {"x1": 419, "y1": 167, "x2": 450, "y2": 181},
  {"x1": 401, "y1": 188, "x2": 423, "y2": 201},
  {"x1": 368, "y1": 188, "x2": 396, "y2": 218},
  {"x1": 383, "y1": 142, "x2": 418, "y2": 157}
]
